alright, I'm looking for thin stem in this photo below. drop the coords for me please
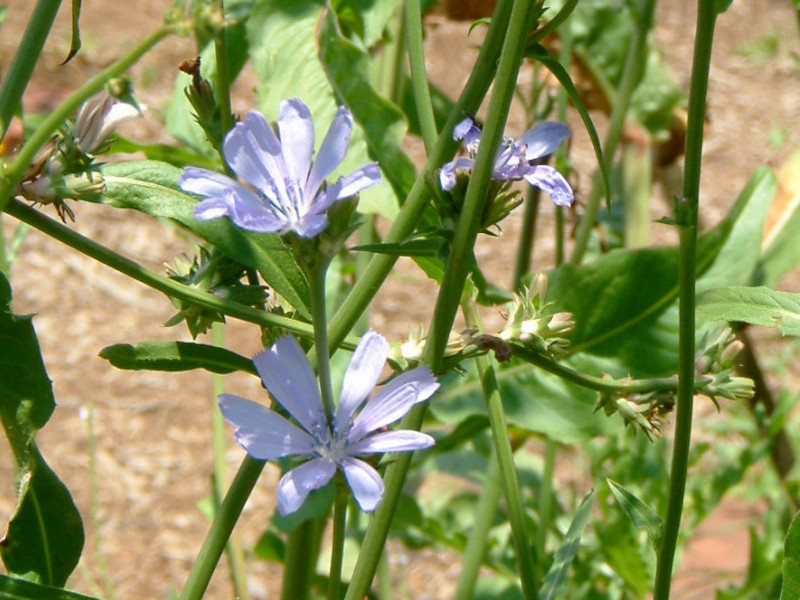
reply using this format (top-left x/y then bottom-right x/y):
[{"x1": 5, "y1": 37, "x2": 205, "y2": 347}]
[
  {"x1": 535, "y1": 440, "x2": 557, "y2": 558},
  {"x1": 653, "y1": 2, "x2": 717, "y2": 598},
  {"x1": 405, "y1": 0, "x2": 437, "y2": 154},
  {"x1": 311, "y1": 260, "x2": 336, "y2": 420},
  {"x1": 463, "y1": 301, "x2": 539, "y2": 599},
  {"x1": 570, "y1": 0, "x2": 657, "y2": 265},
  {"x1": 327, "y1": 479, "x2": 349, "y2": 600},
  {"x1": 281, "y1": 517, "x2": 326, "y2": 600},
  {"x1": 179, "y1": 456, "x2": 266, "y2": 600},
  {"x1": 0, "y1": 25, "x2": 177, "y2": 212},
  {"x1": 213, "y1": 0, "x2": 234, "y2": 137},
  {"x1": 0, "y1": 0, "x2": 62, "y2": 140},
  {"x1": 452, "y1": 435, "x2": 501, "y2": 600},
  {"x1": 514, "y1": 187, "x2": 540, "y2": 286},
  {"x1": 4, "y1": 199, "x2": 362, "y2": 348}
]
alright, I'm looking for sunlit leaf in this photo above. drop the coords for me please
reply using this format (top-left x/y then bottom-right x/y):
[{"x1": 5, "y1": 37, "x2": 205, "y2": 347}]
[
  {"x1": 696, "y1": 286, "x2": 800, "y2": 336},
  {"x1": 0, "y1": 575, "x2": 102, "y2": 600},
  {"x1": 607, "y1": 479, "x2": 663, "y2": 550},
  {"x1": 100, "y1": 341, "x2": 256, "y2": 375}
]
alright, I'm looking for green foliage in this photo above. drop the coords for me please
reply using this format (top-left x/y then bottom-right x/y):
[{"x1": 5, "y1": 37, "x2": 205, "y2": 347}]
[
  {"x1": 780, "y1": 510, "x2": 800, "y2": 599},
  {"x1": 607, "y1": 479, "x2": 662, "y2": 549},
  {"x1": 0, "y1": 575, "x2": 102, "y2": 600},
  {"x1": 697, "y1": 286, "x2": 800, "y2": 336},
  {"x1": 0, "y1": 273, "x2": 83, "y2": 587},
  {"x1": 99, "y1": 160, "x2": 311, "y2": 317},
  {"x1": 100, "y1": 341, "x2": 256, "y2": 375}
]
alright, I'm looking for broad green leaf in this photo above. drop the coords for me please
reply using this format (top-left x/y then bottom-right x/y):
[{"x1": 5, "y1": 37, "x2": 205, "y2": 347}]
[
  {"x1": 540, "y1": 490, "x2": 595, "y2": 600},
  {"x1": 696, "y1": 286, "x2": 800, "y2": 336},
  {"x1": 100, "y1": 341, "x2": 256, "y2": 375},
  {"x1": 247, "y1": 0, "x2": 398, "y2": 219},
  {"x1": 607, "y1": 478, "x2": 663, "y2": 550},
  {"x1": 0, "y1": 273, "x2": 84, "y2": 586},
  {"x1": 780, "y1": 510, "x2": 800, "y2": 600},
  {"x1": 100, "y1": 160, "x2": 311, "y2": 317},
  {"x1": 319, "y1": 9, "x2": 417, "y2": 210},
  {"x1": 0, "y1": 575, "x2": 102, "y2": 600},
  {"x1": 331, "y1": 0, "x2": 398, "y2": 48}
]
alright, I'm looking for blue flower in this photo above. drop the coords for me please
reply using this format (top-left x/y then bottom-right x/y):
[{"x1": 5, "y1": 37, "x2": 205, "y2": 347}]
[
  {"x1": 440, "y1": 116, "x2": 574, "y2": 207},
  {"x1": 180, "y1": 99, "x2": 382, "y2": 237},
  {"x1": 219, "y1": 332, "x2": 438, "y2": 515}
]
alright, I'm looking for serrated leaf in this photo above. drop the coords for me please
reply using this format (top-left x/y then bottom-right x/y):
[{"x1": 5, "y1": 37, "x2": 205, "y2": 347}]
[
  {"x1": 0, "y1": 273, "x2": 84, "y2": 586},
  {"x1": 607, "y1": 478, "x2": 663, "y2": 550},
  {"x1": 100, "y1": 341, "x2": 256, "y2": 375},
  {"x1": 0, "y1": 574, "x2": 102, "y2": 600},
  {"x1": 99, "y1": 160, "x2": 311, "y2": 317},
  {"x1": 246, "y1": 0, "x2": 398, "y2": 219},
  {"x1": 781, "y1": 510, "x2": 800, "y2": 600},
  {"x1": 697, "y1": 286, "x2": 800, "y2": 336},
  {"x1": 540, "y1": 490, "x2": 595, "y2": 600}
]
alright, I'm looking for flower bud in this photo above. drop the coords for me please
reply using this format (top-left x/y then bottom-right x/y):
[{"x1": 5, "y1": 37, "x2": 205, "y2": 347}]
[{"x1": 75, "y1": 91, "x2": 140, "y2": 155}]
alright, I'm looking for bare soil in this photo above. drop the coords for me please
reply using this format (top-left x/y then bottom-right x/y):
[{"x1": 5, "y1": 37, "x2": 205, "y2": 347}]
[{"x1": 1, "y1": 1, "x2": 800, "y2": 599}]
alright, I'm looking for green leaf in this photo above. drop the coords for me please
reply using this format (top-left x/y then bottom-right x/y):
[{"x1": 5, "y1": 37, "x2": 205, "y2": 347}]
[
  {"x1": 0, "y1": 273, "x2": 84, "y2": 586},
  {"x1": 318, "y1": 9, "x2": 417, "y2": 211},
  {"x1": 0, "y1": 574, "x2": 102, "y2": 600},
  {"x1": 100, "y1": 341, "x2": 256, "y2": 375},
  {"x1": 780, "y1": 510, "x2": 800, "y2": 600},
  {"x1": 246, "y1": 0, "x2": 399, "y2": 219},
  {"x1": 696, "y1": 286, "x2": 800, "y2": 336},
  {"x1": 350, "y1": 237, "x2": 445, "y2": 257},
  {"x1": 100, "y1": 160, "x2": 311, "y2": 317},
  {"x1": 540, "y1": 490, "x2": 595, "y2": 600},
  {"x1": 331, "y1": 0, "x2": 398, "y2": 48},
  {"x1": 62, "y1": 0, "x2": 81, "y2": 65},
  {"x1": 607, "y1": 478, "x2": 663, "y2": 550}
]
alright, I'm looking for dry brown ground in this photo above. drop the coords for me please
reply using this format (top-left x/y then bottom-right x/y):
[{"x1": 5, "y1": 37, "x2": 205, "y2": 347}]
[{"x1": 1, "y1": 1, "x2": 800, "y2": 599}]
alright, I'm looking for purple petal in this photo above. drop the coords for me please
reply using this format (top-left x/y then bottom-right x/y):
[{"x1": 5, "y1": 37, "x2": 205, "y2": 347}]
[
  {"x1": 334, "y1": 332, "x2": 388, "y2": 437},
  {"x1": 276, "y1": 458, "x2": 336, "y2": 515},
  {"x1": 347, "y1": 366, "x2": 439, "y2": 442},
  {"x1": 253, "y1": 335, "x2": 325, "y2": 435},
  {"x1": 334, "y1": 163, "x2": 381, "y2": 199},
  {"x1": 340, "y1": 458, "x2": 384, "y2": 512},
  {"x1": 218, "y1": 187, "x2": 290, "y2": 233},
  {"x1": 453, "y1": 116, "x2": 482, "y2": 151},
  {"x1": 517, "y1": 122, "x2": 571, "y2": 161},
  {"x1": 492, "y1": 144, "x2": 527, "y2": 181},
  {"x1": 304, "y1": 106, "x2": 353, "y2": 200},
  {"x1": 293, "y1": 212, "x2": 330, "y2": 238},
  {"x1": 346, "y1": 430, "x2": 434, "y2": 455},
  {"x1": 523, "y1": 165, "x2": 574, "y2": 207},
  {"x1": 278, "y1": 99, "x2": 315, "y2": 190},
  {"x1": 194, "y1": 197, "x2": 229, "y2": 221},
  {"x1": 180, "y1": 167, "x2": 238, "y2": 198},
  {"x1": 224, "y1": 111, "x2": 289, "y2": 203},
  {"x1": 218, "y1": 394, "x2": 315, "y2": 459},
  {"x1": 439, "y1": 156, "x2": 475, "y2": 191}
]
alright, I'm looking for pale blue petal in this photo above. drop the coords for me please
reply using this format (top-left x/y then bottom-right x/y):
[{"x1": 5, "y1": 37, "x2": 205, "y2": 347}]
[
  {"x1": 194, "y1": 197, "x2": 229, "y2": 221},
  {"x1": 305, "y1": 106, "x2": 352, "y2": 200},
  {"x1": 278, "y1": 99, "x2": 315, "y2": 190},
  {"x1": 293, "y1": 212, "x2": 330, "y2": 238},
  {"x1": 334, "y1": 332, "x2": 388, "y2": 437},
  {"x1": 180, "y1": 167, "x2": 238, "y2": 197},
  {"x1": 220, "y1": 188, "x2": 288, "y2": 233},
  {"x1": 517, "y1": 122, "x2": 571, "y2": 161},
  {"x1": 346, "y1": 430, "x2": 434, "y2": 455},
  {"x1": 439, "y1": 156, "x2": 474, "y2": 191},
  {"x1": 453, "y1": 116, "x2": 482, "y2": 150},
  {"x1": 334, "y1": 163, "x2": 381, "y2": 199},
  {"x1": 253, "y1": 335, "x2": 326, "y2": 436},
  {"x1": 347, "y1": 366, "x2": 439, "y2": 442},
  {"x1": 277, "y1": 458, "x2": 336, "y2": 515},
  {"x1": 340, "y1": 457, "x2": 384, "y2": 512},
  {"x1": 218, "y1": 394, "x2": 315, "y2": 459},
  {"x1": 523, "y1": 165, "x2": 574, "y2": 207}
]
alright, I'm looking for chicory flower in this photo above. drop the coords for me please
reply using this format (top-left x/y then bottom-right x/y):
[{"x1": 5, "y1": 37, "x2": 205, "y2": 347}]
[
  {"x1": 75, "y1": 91, "x2": 140, "y2": 155},
  {"x1": 219, "y1": 332, "x2": 438, "y2": 515},
  {"x1": 440, "y1": 116, "x2": 574, "y2": 207},
  {"x1": 180, "y1": 99, "x2": 381, "y2": 237}
]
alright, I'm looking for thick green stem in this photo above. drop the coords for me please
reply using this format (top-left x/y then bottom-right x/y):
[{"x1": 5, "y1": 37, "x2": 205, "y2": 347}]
[
  {"x1": 327, "y1": 480, "x2": 349, "y2": 600},
  {"x1": 281, "y1": 517, "x2": 326, "y2": 600},
  {"x1": 405, "y1": 0, "x2": 437, "y2": 154},
  {"x1": 310, "y1": 260, "x2": 336, "y2": 420},
  {"x1": 653, "y1": 2, "x2": 717, "y2": 598},
  {"x1": 3, "y1": 199, "x2": 364, "y2": 347},
  {"x1": 0, "y1": 25, "x2": 176, "y2": 212},
  {"x1": 453, "y1": 453, "x2": 502, "y2": 600},
  {"x1": 570, "y1": 0, "x2": 657, "y2": 265},
  {"x1": 464, "y1": 301, "x2": 539, "y2": 599},
  {"x1": 179, "y1": 456, "x2": 266, "y2": 600},
  {"x1": 0, "y1": 0, "x2": 62, "y2": 140}
]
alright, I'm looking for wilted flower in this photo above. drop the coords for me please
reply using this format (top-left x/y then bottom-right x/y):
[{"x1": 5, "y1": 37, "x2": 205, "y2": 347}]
[
  {"x1": 440, "y1": 116, "x2": 574, "y2": 207},
  {"x1": 75, "y1": 91, "x2": 140, "y2": 155},
  {"x1": 219, "y1": 332, "x2": 438, "y2": 515},
  {"x1": 180, "y1": 99, "x2": 382, "y2": 238}
]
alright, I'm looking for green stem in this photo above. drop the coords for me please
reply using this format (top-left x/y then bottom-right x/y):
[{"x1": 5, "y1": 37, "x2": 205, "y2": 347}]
[
  {"x1": 179, "y1": 456, "x2": 266, "y2": 600},
  {"x1": 3, "y1": 199, "x2": 362, "y2": 348},
  {"x1": 570, "y1": 0, "x2": 656, "y2": 265},
  {"x1": 0, "y1": 25, "x2": 177, "y2": 212},
  {"x1": 653, "y1": 2, "x2": 717, "y2": 598},
  {"x1": 452, "y1": 443, "x2": 503, "y2": 600},
  {"x1": 311, "y1": 259, "x2": 336, "y2": 420},
  {"x1": 281, "y1": 517, "x2": 326, "y2": 600},
  {"x1": 405, "y1": 0, "x2": 437, "y2": 154},
  {"x1": 535, "y1": 439, "x2": 557, "y2": 558},
  {"x1": 327, "y1": 479, "x2": 349, "y2": 600},
  {"x1": 213, "y1": 0, "x2": 234, "y2": 137},
  {"x1": 0, "y1": 0, "x2": 62, "y2": 140},
  {"x1": 464, "y1": 301, "x2": 539, "y2": 599},
  {"x1": 377, "y1": 548, "x2": 394, "y2": 600}
]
